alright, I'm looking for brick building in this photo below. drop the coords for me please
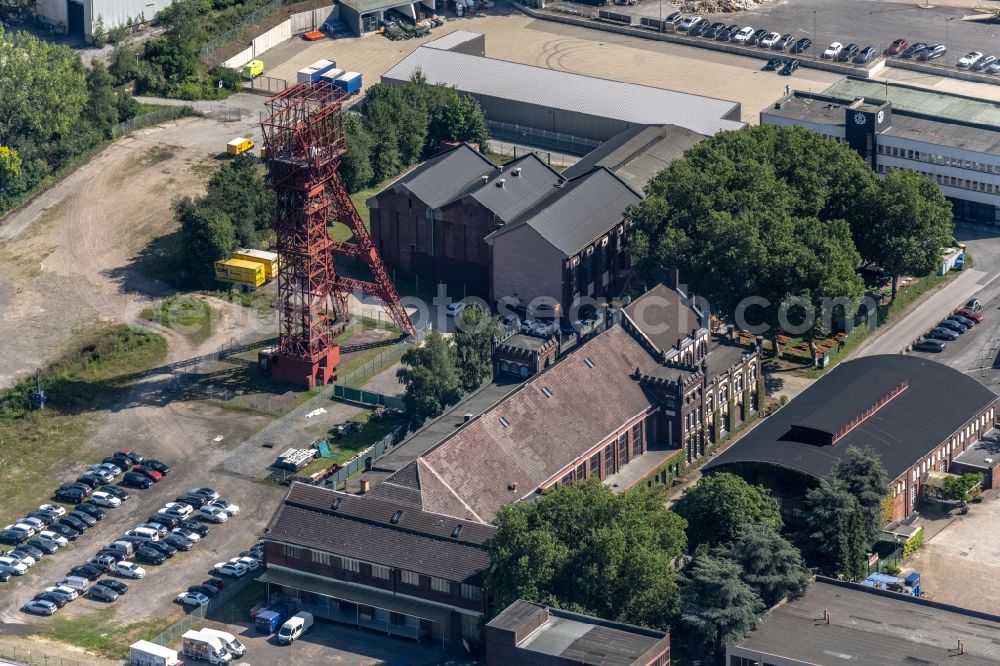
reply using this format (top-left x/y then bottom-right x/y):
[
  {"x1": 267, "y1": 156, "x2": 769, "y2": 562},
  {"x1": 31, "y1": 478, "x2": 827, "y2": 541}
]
[
  {"x1": 486, "y1": 600, "x2": 671, "y2": 666},
  {"x1": 261, "y1": 483, "x2": 494, "y2": 650},
  {"x1": 704, "y1": 355, "x2": 998, "y2": 524},
  {"x1": 494, "y1": 334, "x2": 560, "y2": 379}
]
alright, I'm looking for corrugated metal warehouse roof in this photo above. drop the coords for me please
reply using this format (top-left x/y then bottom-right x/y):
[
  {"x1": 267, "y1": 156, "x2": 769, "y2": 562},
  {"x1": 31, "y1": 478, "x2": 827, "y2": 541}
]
[
  {"x1": 423, "y1": 30, "x2": 484, "y2": 51},
  {"x1": 382, "y1": 46, "x2": 744, "y2": 136}
]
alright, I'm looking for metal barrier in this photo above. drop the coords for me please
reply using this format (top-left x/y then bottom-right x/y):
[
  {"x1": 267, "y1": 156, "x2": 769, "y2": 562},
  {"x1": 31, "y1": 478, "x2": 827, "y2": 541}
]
[
  {"x1": 242, "y1": 75, "x2": 289, "y2": 95},
  {"x1": 487, "y1": 120, "x2": 600, "y2": 156},
  {"x1": 0, "y1": 645, "x2": 93, "y2": 666},
  {"x1": 333, "y1": 384, "x2": 406, "y2": 410},
  {"x1": 324, "y1": 424, "x2": 408, "y2": 489},
  {"x1": 148, "y1": 572, "x2": 258, "y2": 649},
  {"x1": 112, "y1": 106, "x2": 196, "y2": 138},
  {"x1": 336, "y1": 344, "x2": 412, "y2": 387}
]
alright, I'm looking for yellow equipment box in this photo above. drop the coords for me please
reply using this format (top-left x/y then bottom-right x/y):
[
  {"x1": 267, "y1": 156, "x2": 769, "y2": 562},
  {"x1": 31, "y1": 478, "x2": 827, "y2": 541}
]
[
  {"x1": 227, "y1": 137, "x2": 255, "y2": 156},
  {"x1": 214, "y1": 258, "x2": 265, "y2": 288},
  {"x1": 241, "y1": 59, "x2": 264, "y2": 79},
  {"x1": 234, "y1": 248, "x2": 279, "y2": 280}
]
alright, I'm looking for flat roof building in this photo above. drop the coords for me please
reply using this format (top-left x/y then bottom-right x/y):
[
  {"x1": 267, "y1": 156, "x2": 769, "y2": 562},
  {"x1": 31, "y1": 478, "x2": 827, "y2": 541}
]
[
  {"x1": 728, "y1": 578, "x2": 1000, "y2": 666},
  {"x1": 761, "y1": 77, "x2": 1000, "y2": 226}
]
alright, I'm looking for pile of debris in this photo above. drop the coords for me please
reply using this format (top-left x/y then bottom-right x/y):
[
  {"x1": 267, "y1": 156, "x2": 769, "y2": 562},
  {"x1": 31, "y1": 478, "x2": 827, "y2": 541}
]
[{"x1": 678, "y1": 0, "x2": 764, "y2": 12}]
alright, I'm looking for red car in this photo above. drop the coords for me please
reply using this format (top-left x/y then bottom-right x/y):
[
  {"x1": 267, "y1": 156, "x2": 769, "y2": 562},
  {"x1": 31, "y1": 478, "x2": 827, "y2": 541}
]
[
  {"x1": 133, "y1": 465, "x2": 162, "y2": 482},
  {"x1": 886, "y1": 38, "x2": 908, "y2": 56},
  {"x1": 957, "y1": 307, "x2": 984, "y2": 323}
]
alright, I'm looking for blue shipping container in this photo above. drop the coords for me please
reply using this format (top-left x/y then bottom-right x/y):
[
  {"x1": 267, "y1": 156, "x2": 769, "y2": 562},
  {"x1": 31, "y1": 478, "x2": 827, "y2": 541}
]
[{"x1": 334, "y1": 71, "x2": 362, "y2": 95}]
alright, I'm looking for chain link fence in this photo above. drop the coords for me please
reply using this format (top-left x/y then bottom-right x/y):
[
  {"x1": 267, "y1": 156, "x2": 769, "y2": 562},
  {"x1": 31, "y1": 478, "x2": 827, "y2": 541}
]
[
  {"x1": 111, "y1": 106, "x2": 197, "y2": 139},
  {"x1": 0, "y1": 646, "x2": 94, "y2": 666},
  {"x1": 200, "y1": 0, "x2": 289, "y2": 65},
  {"x1": 147, "y1": 573, "x2": 258, "y2": 650},
  {"x1": 325, "y1": 424, "x2": 408, "y2": 489},
  {"x1": 337, "y1": 345, "x2": 411, "y2": 387}
]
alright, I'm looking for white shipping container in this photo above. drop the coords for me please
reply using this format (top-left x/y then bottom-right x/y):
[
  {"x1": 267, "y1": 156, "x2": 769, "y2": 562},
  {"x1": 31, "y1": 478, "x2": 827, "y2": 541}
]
[{"x1": 297, "y1": 66, "x2": 319, "y2": 84}]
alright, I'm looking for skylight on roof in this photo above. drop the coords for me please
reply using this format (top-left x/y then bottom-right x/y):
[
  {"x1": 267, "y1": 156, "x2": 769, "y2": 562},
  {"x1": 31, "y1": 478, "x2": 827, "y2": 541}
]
[
  {"x1": 541, "y1": 386, "x2": 553, "y2": 398},
  {"x1": 390, "y1": 510, "x2": 404, "y2": 524},
  {"x1": 451, "y1": 524, "x2": 463, "y2": 538},
  {"x1": 499, "y1": 416, "x2": 510, "y2": 428},
  {"x1": 584, "y1": 357, "x2": 595, "y2": 368},
  {"x1": 331, "y1": 497, "x2": 342, "y2": 510}
]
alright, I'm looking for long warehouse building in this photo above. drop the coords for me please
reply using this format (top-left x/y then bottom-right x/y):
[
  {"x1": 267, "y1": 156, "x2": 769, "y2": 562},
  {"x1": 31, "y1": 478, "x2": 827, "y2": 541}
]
[{"x1": 382, "y1": 36, "x2": 743, "y2": 152}]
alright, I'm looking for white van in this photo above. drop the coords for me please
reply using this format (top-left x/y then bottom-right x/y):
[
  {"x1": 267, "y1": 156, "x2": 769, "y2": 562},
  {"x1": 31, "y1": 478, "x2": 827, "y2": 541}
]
[
  {"x1": 125, "y1": 527, "x2": 159, "y2": 542},
  {"x1": 109, "y1": 540, "x2": 136, "y2": 556},
  {"x1": 277, "y1": 612, "x2": 314, "y2": 644},
  {"x1": 199, "y1": 628, "x2": 246, "y2": 657}
]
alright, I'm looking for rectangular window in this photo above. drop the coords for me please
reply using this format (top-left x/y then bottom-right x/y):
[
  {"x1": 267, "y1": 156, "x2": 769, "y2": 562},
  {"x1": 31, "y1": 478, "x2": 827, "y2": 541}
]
[
  {"x1": 590, "y1": 453, "x2": 601, "y2": 479},
  {"x1": 311, "y1": 551, "x2": 331, "y2": 566},
  {"x1": 282, "y1": 545, "x2": 301, "y2": 559},
  {"x1": 461, "y1": 583, "x2": 482, "y2": 601},
  {"x1": 576, "y1": 462, "x2": 587, "y2": 480},
  {"x1": 340, "y1": 556, "x2": 360, "y2": 572},
  {"x1": 401, "y1": 570, "x2": 420, "y2": 586},
  {"x1": 561, "y1": 472, "x2": 573, "y2": 485},
  {"x1": 631, "y1": 422, "x2": 643, "y2": 457},
  {"x1": 604, "y1": 444, "x2": 616, "y2": 476},
  {"x1": 430, "y1": 577, "x2": 451, "y2": 593},
  {"x1": 371, "y1": 564, "x2": 390, "y2": 580},
  {"x1": 618, "y1": 434, "x2": 629, "y2": 468}
]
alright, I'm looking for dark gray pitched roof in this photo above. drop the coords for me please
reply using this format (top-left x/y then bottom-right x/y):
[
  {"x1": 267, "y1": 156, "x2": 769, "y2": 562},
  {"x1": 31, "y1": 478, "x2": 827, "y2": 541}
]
[
  {"x1": 623, "y1": 283, "x2": 704, "y2": 356},
  {"x1": 463, "y1": 153, "x2": 562, "y2": 222},
  {"x1": 705, "y1": 355, "x2": 997, "y2": 480},
  {"x1": 487, "y1": 167, "x2": 641, "y2": 257},
  {"x1": 563, "y1": 124, "x2": 707, "y2": 192},
  {"x1": 377, "y1": 143, "x2": 493, "y2": 209}
]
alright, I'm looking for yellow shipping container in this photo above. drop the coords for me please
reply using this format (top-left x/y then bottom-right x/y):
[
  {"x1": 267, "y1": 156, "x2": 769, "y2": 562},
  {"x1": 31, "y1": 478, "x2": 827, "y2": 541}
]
[
  {"x1": 233, "y1": 248, "x2": 280, "y2": 280},
  {"x1": 241, "y1": 59, "x2": 264, "y2": 79},
  {"x1": 227, "y1": 137, "x2": 255, "y2": 156},
  {"x1": 214, "y1": 258, "x2": 265, "y2": 288}
]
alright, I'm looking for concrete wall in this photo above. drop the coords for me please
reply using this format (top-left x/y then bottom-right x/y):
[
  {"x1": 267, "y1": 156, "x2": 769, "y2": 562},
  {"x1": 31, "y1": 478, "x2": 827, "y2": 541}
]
[
  {"x1": 490, "y1": 224, "x2": 564, "y2": 307},
  {"x1": 220, "y1": 4, "x2": 338, "y2": 70},
  {"x1": 890, "y1": 58, "x2": 1000, "y2": 86}
]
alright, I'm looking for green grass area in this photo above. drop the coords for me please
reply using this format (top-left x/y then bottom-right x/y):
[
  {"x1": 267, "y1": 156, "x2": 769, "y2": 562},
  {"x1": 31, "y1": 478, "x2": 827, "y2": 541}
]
[
  {"x1": 141, "y1": 295, "x2": 216, "y2": 344},
  {"x1": 336, "y1": 345, "x2": 403, "y2": 381},
  {"x1": 296, "y1": 413, "x2": 408, "y2": 477},
  {"x1": 28, "y1": 605, "x2": 176, "y2": 659},
  {"x1": 203, "y1": 285, "x2": 274, "y2": 315},
  {"x1": 0, "y1": 324, "x2": 166, "y2": 518}
]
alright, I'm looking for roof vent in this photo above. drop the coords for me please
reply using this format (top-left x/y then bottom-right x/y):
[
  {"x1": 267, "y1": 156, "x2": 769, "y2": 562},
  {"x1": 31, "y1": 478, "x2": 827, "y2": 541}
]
[
  {"x1": 512, "y1": 167, "x2": 522, "y2": 177},
  {"x1": 496, "y1": 178, "x2": 506, "y2": 189},
  {"x1": 451, "y1": 524, "x2": 463, "y2": 538},
  {"x1": 464, "y1": 413, "x2": 473, "y2": 423},
  {"x1": 481, "y1": 175, "x2": 489, "y2": 184},
  {"x1": 499, "y1": 416, "x2": 510, "y2": 428},
  {"x1": 774, "y1": 102, "x2": 783, "y2": 110},
  {"x1": 331, "y1": 497, "x2": 342, "y2": 510},
  {"x1": 584, "y1": 357, "x2": 595, "y2": 368},
  {"x1": 390, "y1": 510, "x2": 403, "y2": 524},
  {"x1": 541, "y1": 386, "x2": 553, "y2": 398}
]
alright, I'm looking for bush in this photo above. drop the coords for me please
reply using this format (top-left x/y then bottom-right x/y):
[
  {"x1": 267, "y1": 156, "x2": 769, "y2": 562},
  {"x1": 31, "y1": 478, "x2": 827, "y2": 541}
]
[{"x1": 902, "y1": 527, "x2": 924, "y2": 558}]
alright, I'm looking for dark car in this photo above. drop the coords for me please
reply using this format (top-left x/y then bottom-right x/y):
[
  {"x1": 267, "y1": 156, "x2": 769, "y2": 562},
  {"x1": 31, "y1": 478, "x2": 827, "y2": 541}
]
[
  {"x1": 26, "y1": 538, "x2": 58, "y2": 555},
  {"x1": 34, "y1": 592, "x2": 69, "y2": 608},
  {"x1": 58, "y1": 515, "x2": 88, "y2": 533},
  {"x1": 61, "y1": 482, "x2": 93, "y2": 496},
  {"x1": 47, "y1": 523, "x2": 80, "y2": 541},
  {"x1": 134, "y1": 548, "x2": 166, "y2": 566},
  {"x1": 13, "y1": 544, "x2": 44, "y2": 561},
  {"x1": 26, "y1": 512, "x2": 55, "y2": 526},
  {"x1": 688, "y1": 18, "x2": 708, "y2": 36},
  {"x1": 122, "y1": 473, "x2": 152, "y2": 489},
  {"x1": 780, "y1": 59, "x2": 800, "y2": 75},
  {"x1": 145, "y1": 541, "x2": 177, "y2": 559},
  {"x1": 853, "y1": 46, "x2": 876, "y2": 64},
  {"x1": 164, "y1": 533, "x2": 195, "y2": 551},
  {"x1": 188, "y1": 583, "x2": 220, "y2": 598},
  {"x1": 886, "y1": 38, "x2": 909, "y2": 56},
  {"x1": 0, "y1": 530, "x2": 28, "y2": 545},
  {"x1": 919, "y1": 44, "x2": 946, "y2": 61},
  {"x1": 938, "y1": 319, "x2": 968, "y2": 334},
  {"x1": 143, "y1": 460, "x2": 170, "y2": 475},
  {"x1": 948, "y1": 314, "x2": 977, "y2": 328},
  {"x1": 68, "y1": 564, "x2": 103, "y2": 581},
  {"x1": 764, "y1": 57, "x2": 784, "y2": 71},
  {"x1": 179, "y1": 520, "x2": 210, "y2": 537},
  {"x1": 147, "y1": 514, "x2": 180, "y2": 529},
  {"x1": 89, "y1": 585, "x2": 119, "y2": 602},
  {"x1": 703, "y1": 21, "x2": 725, "y2": 38},
  {"x1": 53, "y1": 489, "x2": 84, "y2": 504},
  {"x1": 74, "y1": 476, "x2": 101, "y2": 489},
  {"x1": 96, "y1": 579, "x2": 128, "y2": 595},
  {"x1": 664, "y1": 11, "x2": 682, "y2": 24},
  {"x1": 116, "y1": 450, "x2": 144, "y2": 464},
  {"x1": 717, "y1": 24, "x2": 739, "y2": 41},
  {"x1": 67, "y1": 511, "x2": 96, "y2": 527},
  {"x1": 773, "y1": 33, "x2": 793, "y2": 50},
  {"x1": 837, "y1": 43, "x2": 859, "y2": 62},
  {"x1": 100, "y1": 485, "x2": 130, "y2": 501},
  {"x1": 747, "y1": 28, "x2": 768, "y2": 46},
  {"x1": 914, "y1": 339, "x2": 946, "y2": 353},
  {"x1": 120, "y1": 536, "x2": 149, "y2": 550},
  {"x1": 176, "y1": 495, "x2": 209, "y2": 508},
  {"x1": 902, "y1": 41, "x2": 927, "y2": 58},
  {"x1": 791, "y1": 37, "x2": 812, "y2": 53},
  {"x1": 0, "y1": 569, "x2": 11, "y2": 582},
  {"x1": 204, "y1": 577, "x2": 226, "y2": 591},
  {"x1": 104, "y1": 455, "x2": 134, "y2": 471},
  {"x1": 76, "y1": 504, "x2": 106, "y2": 521}
]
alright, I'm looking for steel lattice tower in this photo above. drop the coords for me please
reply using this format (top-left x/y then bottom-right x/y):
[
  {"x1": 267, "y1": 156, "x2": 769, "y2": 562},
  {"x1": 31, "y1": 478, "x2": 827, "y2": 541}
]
[{"x1": 261, "y1": 82, "x2": 414, "y2": 387}]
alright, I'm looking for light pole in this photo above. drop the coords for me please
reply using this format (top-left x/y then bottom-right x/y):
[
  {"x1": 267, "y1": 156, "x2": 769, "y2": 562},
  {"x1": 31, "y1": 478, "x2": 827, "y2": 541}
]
[
  {"x1": 946, "y1": 17, "x2": 955, "y2": 64},
  {"x1": 813, "y1": 10, "x2": 817, "y2": 49}
]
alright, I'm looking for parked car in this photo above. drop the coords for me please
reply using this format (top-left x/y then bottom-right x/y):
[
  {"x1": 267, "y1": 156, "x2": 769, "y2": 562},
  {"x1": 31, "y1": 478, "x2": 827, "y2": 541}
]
[
  {"x1": 67, "y1": 511, "x2": 96, "y2": 527},
  {"x1": 204, "y1": 577, "x2": 226, "y2": 591},
  {"x1": 703, "y1": 22, "x2": 725, "y2": 38},
  {"x1": 176, "y1": 591, "x2": 210, "y2": 607},
  {"x1": 780, "y1": 59, "x2": 800, "y2": 75},
  {"x1": 74, "y1": 475, "x2": 101, "y2": 489},
  {"x1": 957, "y1": 307, "x2": 983, "y2": 322},
  {"x1": 759, "y1": 31, "x2": 781, "y2": 48},
  {"x1": 36, "y1": 505, "x2": 66, "y2": 520},
  {"x1": 208, "y1": 499, "x2": 240, "y2": 516},
  {"x1": 3, "y1": 523, "x2": 35, "y2": 540},
  {"x1": 948, "y1": 314, "x2": 977, "y2": 328},
  {"x1": 230, "y1": 556, "x2": 260, "y2": 571},
  {"x1": 8, "y1": 549, "x2": 37, "y2": 567},
  {"x1": 95, "y1": 579, "x2": 128, "y2": 595},
  {"x1": 164, "y1": 533, "x2": 195, "y2": 551},
  {"x1": 688, "y1": 18, "x2": 709, "y2": 36},
  {"x1": 104, "y1": 455, "x2": 134, "y2": 471},
  {"x1": 0, "y1": 557, "x2": 27, "y2": 575},
  {"x1": 26, "y1": 537, "x2": 58, "y2": 555},
  {"x1": 33, "y1": 592, "x2": 68, "y2": 608},
  {"x1": 95, "y1": 549, "x2": 125, "y2": 563},
  {"x1": 677, "y1": 15, "x2": 702, "y2": 31},
  {"x1": 214, "y1": 562, "x2": 248, "y2": 578},
  {"x1": 89, "y1": 491, "x2": 121, "y2": 508},
  {"x1": 146, "y1": 541, "x2": 178, "y2": 558},
  {"x1": 966, "y1": 298, "x2": 982, "y2": 312},
  {"x1": 25, "y1": 512, "x2": 55, "y2": 527},
  {"x1": 58, "y1": 515, "x2": 88, "y2": 533},
  {"x1": 89, "y1": 585, "x2": 120, "y2": 602},
  {"x1": 972, "y1": 54, "x2": 996, "y2": 71},
  {"x1": 748, "y1": 28, "x2": 768, "y2": 46},
  {"x1": 53, "y1": 489, "x2": 85, "y2": 504},
  {"x1": 23, "y1": 599, "x2": 57, "y2": 616},
  {"x1": 86, "y1": 555, "x2": 116, "y2": 573},
  {"x1": 822, "y1": 42, "x2": 843, "y2": 58},
  {"x1": 83, "y1": 468, "x2": 115, "y2": 484},
  {"x1": 664, "y1": 11, "x2": 682, "y2": 24},
  {"x1": 718, "y1": 24, "x2": 739, "y2": 41},
  {"x1": 188, "y1": 488, "x2": 221, "y2": 502},
  {"x1": 76, "y1": 504, "x2": 106, "y2": 521},
  {"x1": 772, "y1": 33, "x2": 793, "y2": 50},
  {"x1": 172, "y1": 527, "x2": 202, "y2": 543},
  {"x1": 116, "y1": 450, "x2": 144, "y2": 464},
  {"x1": 99, "y1": 485, "x2": 130, "y2": 501},
  {"x1": 147, "y1": 514, "x2": 181, "y2": 530},
  {"x1": 837, "y1": 43, "x2": 859, "y2": 61},
  {"x1": 199, "y1": 506, "x2": 229, "y2": 524},
  {"x1": 132, "y1": 465, "x2": 162, "y2": 482},
  {"x1": 122, "y1": 472, "x2": 152, "y2": 489},
  {"x1": 46, "y1": 523, "x2": 80, "y2": 541},
  {"x1": 957, "y1": 51, "x2": 984, "y2": 68},
  {"x1": 938, "y1": 319, "x2": 968, "y2": 334},
  {"x1": 188, "y1": 583, "x2": 220, "y2": 598},
  {"x1": 987, "y1": 61, "x2": 1000, "y2": 73},
  {"x1": 179, "y1": 520, "x2": 210, "y2": 537},
  {"x1": 68, "y1": 564, "x2": 103, "y2": 581},
  {"x1": 0, "y1": 530, "x2": 27, "y2": 546},
  {"x1": 914, "y1": 339, "x2": 946, "y2": 353},
  {"x1": 37, "y1": 530, "x2": 67, "y2": 548},
  {"x1": 115, "y1": 561, "x2": 146, "y2": 579},
  {"x1": 928, "y1": 327, "x2": 960, "y2": 341},
  {"x1": 176, "y1": 494, "x2": 209, "y2": 508},
  {"x1": 885, "y1": 38, "x2": 908, "y2": 56},
  {"x1": 733, "y1": 26, "x2": 755, "y2": 43},
  {"x1": 94, "y1": 461, "x2": 122, "y2": 476},
  {"x1": 764, "y1": 57, "x2": 784, "y2": 71},
  {"x1": 134, "y1": 548, "x2": 167, "y2": 566},
  {"x1": 854, "y1": 46, "x2": 877, "y2": 64},
  {"x1": 791, "y1": 37, "x2": 812, "y2": 53},
  {"x1": 902, "y1": 42, "x2": 927, "y2": 58},
  {"x1": 137, "y1": 522, "x2": 168, "y2": 538},
  {"x1": 919, "y1": 44, "x2": 946, "y2": 61}
]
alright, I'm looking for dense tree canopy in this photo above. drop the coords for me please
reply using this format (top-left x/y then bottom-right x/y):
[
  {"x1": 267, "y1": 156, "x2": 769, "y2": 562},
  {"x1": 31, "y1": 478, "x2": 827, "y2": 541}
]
[
  {"x1": 673, "y1": 472, "x2": 782, "y2": 548},
  {"x1": 680, "y1": 554, "x2": 763, "y2": 664},
  {"x1": 715, "y1": 523, "x2": 810, "y2": 607},
  {"x1": 831, "y1": 446, "x2": 889, "y2": 548},
  {"x1": 454, "y1": 304, "x2": 503, "y2": 392},
  {"x1": 397, "y1": 333, "x2": 462, "y2": 421},
  {"x1": 487, "y1": 480, "x2": 687, "y2": 631}
]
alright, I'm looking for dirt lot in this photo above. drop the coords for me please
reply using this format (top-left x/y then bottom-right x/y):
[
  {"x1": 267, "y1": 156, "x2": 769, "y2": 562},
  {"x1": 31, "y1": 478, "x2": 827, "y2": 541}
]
[{"x1": 261, "y1": 12, "x2": 843, "y2": 124}]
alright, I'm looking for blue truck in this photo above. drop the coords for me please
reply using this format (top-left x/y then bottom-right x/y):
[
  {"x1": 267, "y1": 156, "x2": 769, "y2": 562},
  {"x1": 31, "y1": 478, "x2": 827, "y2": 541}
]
[
  {"x1": 333, "y1": 71, "x2": 362, "y2": 96},
  {"x1": 255, "y1": 603, "x2": 294, "y2": 633}
]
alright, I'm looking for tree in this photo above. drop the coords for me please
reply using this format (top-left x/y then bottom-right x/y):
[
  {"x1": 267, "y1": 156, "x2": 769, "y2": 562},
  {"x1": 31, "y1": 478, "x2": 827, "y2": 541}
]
[
  {"x1": 941, "y1": 472, "x2": 983, "y2": 505},
  {"x1": 454, "y1": 304, "x2": 503, "y2": 392},
  {"x1": 176, "y1": 197, "x2": 236, "y2": 285},
  {"x1": 715, "y1": 523, "x2": 810, "y2": 607},
  {"x1": 200, "y1": 153, "x2": 275, "y2": 245},
  {"x1": 341, "y1": 113, "x2": 375, "y2": 193},
  {"x1": 92, "y1": 15, "x2": 108, "y2": 47},
  {"x1": 397, "y1": 333, "x2": 462, "y2": 421},
  {"x1": 803, "y1": 478, "x2": 867, "y2": 579},
  {"x1": 425, "y1": 92, "x2": 490, "y2": 157},
  {"x1": 855, "y1": 169, "x2": 954, "y2": 300},
  {"x1": 680, "y1": 554, "x2": 763, "y2": 664},
  {"x1": 487, "y1": 479, "x2": 687, "y2": 631},
  {"x1": 0, "y1": 145, "x2": 25, "y2": 209},
  {"x1": 673, "y1": 472, "x2": 782, "y2": 548},
  {"x1": 628, "y1": 125, "x2": 870, "y2": 341},
  {"x1": 832, "y1": 447, "x2": 889, "y2": 549},
  {"x1": 0, "y1": 28, "x2": 88, "y2": 148},
  {"x1": 83, "y1": 62, "x2": 120, "y2": 139}
]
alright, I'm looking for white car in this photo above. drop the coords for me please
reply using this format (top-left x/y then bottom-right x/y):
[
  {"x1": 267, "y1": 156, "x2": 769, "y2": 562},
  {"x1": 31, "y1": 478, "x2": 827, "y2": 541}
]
[
  {"x1": 823, "y1": 42, "x2": 843, "y2": 58},
  {"x1": 5, "y1": 523, "x2": 36, "y2": 538},
  {"x1": 23, "y1": 600, "x2": 57, "y2": 616},
  {"x1": 760, "y1": 32, "x2": 781, "y2": 47},
  {"x1": 214, "y1": 562, "x2": 248, "y2": 578},
  {"x1": 733, "y1": 27, "x2": 755, "y2": 43},
  {"x1": 957, "y1": 51, "x2": 984, "y2": 68},
  {"x1": 115, "y1": 561, "x2": 146, "y2": 579},
  {"x1": 19, "y1": 517, "x2": 46, "y2": 532},
  {"x1": 37, "y1": 504, "x2": 66, "y2": 518},
  {"x1": 90, "y1": 491, "x2": 121, "y2": 508},
  {"x1": 171, "y1": 527, "x2": 201, "y2": 543},
  {"x1": 230, "y1": 556, "x2": 260, "y2": 571},
  {"x1": 37, "y1": 531, "x2": 68, "y2": 548},
  {"x1": 176, "y1": 591, "x2": 210, "y2": 607},
  {"x1": 0, "y1": 557, "x2": 28, "y2": 575},
  {"x1": 7, "y1": 551, "x2": 35, "y2": 567},
  {"x1": 678, "y1": 15, "x2": 702, "y2": 31},
  {"x1": 84, "y1": 469, "x2": 115, "y2": 483},
  {"x1": 44, "y1": 585, "x2": 79, "y2": 601},
  {"x1": 208, "y1": 499, "x2": 240, "y2": 516},
  {"x1": 159, "y1": 502, "x2": 193, "y2": 517},
  {"x1": 199, "y1": 506, "x2": 229, "y2": 524},
  {"x1": 445, "y1": 302, "x2": 466, "y2": 317},
  {"x1": 92, "y1": 462, "x2": 121, "y2": 476}
]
